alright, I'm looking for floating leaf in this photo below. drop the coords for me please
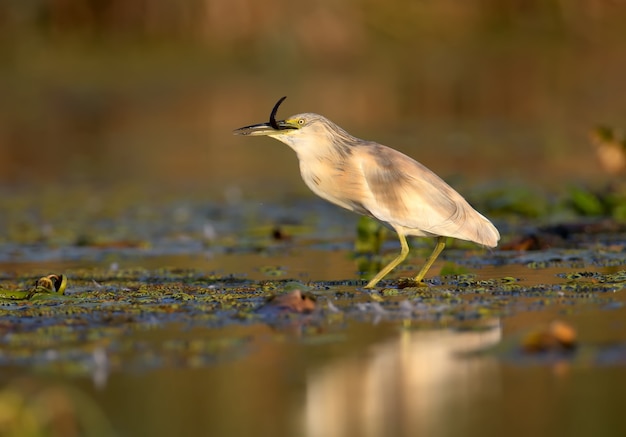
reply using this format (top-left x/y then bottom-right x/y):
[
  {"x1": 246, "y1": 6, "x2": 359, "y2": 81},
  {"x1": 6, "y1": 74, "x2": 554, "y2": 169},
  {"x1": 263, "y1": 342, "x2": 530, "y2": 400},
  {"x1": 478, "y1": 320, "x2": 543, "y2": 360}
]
[
  {"x1": 522, "y1": 320, "x2": 577, "y2": 353},
  {"x1": 0, "y1": 274, "x2": 67, "y2": 301},
  {"x1": 256, "y1": 290, "x2": 316, "y2": 315}
]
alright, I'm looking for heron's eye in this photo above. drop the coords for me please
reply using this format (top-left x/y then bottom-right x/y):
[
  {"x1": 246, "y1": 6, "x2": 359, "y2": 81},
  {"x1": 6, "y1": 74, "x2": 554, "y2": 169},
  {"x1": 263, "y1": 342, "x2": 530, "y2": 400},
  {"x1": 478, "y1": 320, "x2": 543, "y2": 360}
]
[{"x1": 298, "y1": 118, "x2": 305, "y2": 126}]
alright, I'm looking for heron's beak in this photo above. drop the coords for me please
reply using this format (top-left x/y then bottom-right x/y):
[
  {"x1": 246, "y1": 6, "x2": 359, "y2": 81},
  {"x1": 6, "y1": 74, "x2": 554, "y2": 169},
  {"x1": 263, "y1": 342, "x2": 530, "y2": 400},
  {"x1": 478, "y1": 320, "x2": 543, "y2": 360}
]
[{"x1": 233, "y1": 120, "x2": 298, "y2": 136}]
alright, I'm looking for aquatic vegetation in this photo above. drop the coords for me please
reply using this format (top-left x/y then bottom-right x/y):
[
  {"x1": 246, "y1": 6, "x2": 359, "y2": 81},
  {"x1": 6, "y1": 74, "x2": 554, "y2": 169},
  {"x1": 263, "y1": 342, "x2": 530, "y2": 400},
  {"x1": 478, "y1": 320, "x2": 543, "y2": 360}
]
[
  {"x1": 0, "y1": 189, "x2": 624, "y2": 386},
  {"x1": 0, "y1": 274, "x2": 67, "y2": 301},
  {"x1": 0, "y1": 262, "x2": 621, "y2": 381}
]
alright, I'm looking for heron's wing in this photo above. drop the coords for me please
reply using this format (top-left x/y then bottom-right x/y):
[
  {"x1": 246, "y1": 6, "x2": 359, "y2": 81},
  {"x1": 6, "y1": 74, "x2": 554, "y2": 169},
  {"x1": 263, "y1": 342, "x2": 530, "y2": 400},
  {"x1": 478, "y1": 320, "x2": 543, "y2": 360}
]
[{"x1": 356, "y1": 144, "x2": 497, "y2": 244}]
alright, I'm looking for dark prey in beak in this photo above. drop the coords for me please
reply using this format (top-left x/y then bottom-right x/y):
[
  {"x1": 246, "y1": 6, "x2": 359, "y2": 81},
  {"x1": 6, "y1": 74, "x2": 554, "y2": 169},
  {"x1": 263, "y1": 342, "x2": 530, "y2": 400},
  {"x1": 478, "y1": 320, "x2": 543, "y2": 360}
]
[
  {"x1": 232, "y1": 96, "x2": 297, "y2": 136},
  {"x1": 269, "y1": 96, "x2": 287, "y2": 130}
]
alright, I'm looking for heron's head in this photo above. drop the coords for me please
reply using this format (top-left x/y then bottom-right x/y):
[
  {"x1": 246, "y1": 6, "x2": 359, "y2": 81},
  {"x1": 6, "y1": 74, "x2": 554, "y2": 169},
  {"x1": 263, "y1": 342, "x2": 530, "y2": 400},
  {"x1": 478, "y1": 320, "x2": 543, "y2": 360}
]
[{"x1": 233, "y1": 97, "x2": 343, "y2": 150}]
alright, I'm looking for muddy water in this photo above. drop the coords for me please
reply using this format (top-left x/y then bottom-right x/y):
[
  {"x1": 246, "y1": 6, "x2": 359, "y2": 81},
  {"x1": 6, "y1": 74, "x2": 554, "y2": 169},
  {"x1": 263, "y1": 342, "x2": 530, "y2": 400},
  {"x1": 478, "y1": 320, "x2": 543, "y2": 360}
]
[
  {"x1": 0, "y1": 193, "x2": 625, "y2": 436},
  {"x1": 18, "y1": 284, "x2": 626, "y2": 437},
  {"x1": 0, "y1": 258, "x2": 625, "y2": 436},
  {"x1": 85, "y1": 285, "x2": 626, "y2": 437}
]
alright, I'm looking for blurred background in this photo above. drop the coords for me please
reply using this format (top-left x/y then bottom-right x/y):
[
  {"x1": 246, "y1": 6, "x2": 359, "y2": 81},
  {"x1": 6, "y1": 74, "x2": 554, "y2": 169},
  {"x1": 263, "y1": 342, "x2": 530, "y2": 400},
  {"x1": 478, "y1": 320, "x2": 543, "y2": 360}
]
[{"x1": 1, "y1": 0, "x2": 625, "y2": 199}]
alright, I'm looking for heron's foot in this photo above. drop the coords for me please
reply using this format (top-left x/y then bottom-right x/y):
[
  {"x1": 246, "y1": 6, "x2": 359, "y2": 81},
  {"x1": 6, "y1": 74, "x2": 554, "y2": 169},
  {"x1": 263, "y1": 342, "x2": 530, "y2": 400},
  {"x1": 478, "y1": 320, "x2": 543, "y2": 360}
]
[{"x1": 397, "y1": 277, "x2": 429, "y2": 288}]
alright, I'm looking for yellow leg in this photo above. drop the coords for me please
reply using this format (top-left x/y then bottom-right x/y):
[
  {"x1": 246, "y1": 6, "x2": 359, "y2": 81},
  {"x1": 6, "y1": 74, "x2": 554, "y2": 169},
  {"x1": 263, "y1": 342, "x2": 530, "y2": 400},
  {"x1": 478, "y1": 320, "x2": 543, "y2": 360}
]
[
  {"x1": 413, "y1": 236, "x2": 446, "y2": 283},
  {"x1": 365, "y1": 233, "x2": 410, "y2": 289}
]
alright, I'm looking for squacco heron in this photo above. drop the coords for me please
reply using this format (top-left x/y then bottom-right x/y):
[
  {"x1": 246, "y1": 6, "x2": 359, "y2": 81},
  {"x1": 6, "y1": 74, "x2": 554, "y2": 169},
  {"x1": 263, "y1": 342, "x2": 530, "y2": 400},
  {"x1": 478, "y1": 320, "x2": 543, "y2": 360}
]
[{"x1": 233, "y1": 97, "x2": 500, "y2": 288}]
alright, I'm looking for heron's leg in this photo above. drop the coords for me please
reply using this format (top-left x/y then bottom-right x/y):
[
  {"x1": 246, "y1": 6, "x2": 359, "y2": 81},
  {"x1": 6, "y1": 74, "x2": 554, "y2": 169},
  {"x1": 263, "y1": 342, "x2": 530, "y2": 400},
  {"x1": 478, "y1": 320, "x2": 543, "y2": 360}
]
[
  {"x1": 413, "y1": 236, "x2": 446, "y2": 283},
  {"x1": 364, "y1": 233, "x2": 410, "y2": 289}
]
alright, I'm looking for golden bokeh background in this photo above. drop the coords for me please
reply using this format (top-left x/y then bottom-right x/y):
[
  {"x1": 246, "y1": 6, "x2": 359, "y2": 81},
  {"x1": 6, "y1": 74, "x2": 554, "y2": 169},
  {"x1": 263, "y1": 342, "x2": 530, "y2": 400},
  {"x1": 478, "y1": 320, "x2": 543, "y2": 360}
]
[{"x1": 1, "y1": 0, "x2": 625, "y2": 197}]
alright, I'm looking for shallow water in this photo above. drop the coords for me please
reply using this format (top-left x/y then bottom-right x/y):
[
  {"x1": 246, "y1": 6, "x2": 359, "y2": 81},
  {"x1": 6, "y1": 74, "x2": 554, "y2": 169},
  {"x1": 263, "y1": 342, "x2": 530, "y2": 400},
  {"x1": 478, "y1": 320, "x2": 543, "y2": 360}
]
[
  {"x1": 0, "y1": 235, "x2": 626, "y2": 436},
  {"x1": 3, "y1": 296, "x2": 626, "y2": 437},
  {"x1": 1, "y1": 193, "x2": 625, "y2": 436}
]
